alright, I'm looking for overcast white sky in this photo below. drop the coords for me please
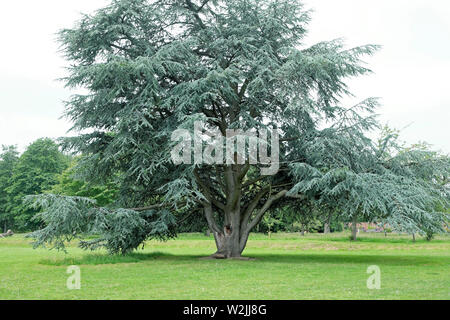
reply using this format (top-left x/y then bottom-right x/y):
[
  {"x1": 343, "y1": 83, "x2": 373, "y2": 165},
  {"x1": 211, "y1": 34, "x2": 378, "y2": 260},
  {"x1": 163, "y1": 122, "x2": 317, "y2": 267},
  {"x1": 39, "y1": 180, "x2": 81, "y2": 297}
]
[{"x1": 0, "y1": 0, "x2": 449, "y2": 153}]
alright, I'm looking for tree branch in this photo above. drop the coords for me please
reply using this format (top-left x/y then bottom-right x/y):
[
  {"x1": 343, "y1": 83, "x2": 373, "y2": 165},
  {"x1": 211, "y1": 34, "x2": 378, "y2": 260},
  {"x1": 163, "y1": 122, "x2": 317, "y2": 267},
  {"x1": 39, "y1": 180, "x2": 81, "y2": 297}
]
[
  {"x1": 194, "y1": 168, "x2": 226, "y2": 210},
  {"x1": 204, "y1": 203, "x2": 222, "y2": 234},
  {"x1": 246, "y1": 190, "x2": 288, "y2": 233},
  {"x1": 241, "y1": 187, "x2": 271, "y2": 232}
]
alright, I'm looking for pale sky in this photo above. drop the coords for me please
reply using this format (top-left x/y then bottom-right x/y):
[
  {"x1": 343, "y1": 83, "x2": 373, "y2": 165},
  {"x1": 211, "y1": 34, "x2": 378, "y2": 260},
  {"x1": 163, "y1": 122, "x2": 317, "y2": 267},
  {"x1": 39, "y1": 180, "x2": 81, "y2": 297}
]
[{"x1": 0, "y1": 0, "x2": 449, "y2": 153}]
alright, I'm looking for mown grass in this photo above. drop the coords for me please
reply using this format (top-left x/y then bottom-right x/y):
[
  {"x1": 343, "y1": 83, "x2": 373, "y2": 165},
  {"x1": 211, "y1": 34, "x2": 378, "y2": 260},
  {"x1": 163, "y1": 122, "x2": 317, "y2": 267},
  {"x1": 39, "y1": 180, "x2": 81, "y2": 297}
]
[{"x1": 0, "y1": 232, "x2": 448, "y2": 300}]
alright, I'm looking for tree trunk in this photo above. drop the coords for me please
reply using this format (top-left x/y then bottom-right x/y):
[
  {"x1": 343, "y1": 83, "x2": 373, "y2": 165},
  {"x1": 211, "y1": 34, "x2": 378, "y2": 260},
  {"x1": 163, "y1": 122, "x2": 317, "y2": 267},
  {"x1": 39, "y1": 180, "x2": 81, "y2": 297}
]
[
  {"x1": 212, "y1": 228, "x2": 245, "y2": 258},
  {"x1": 324, "y1": 213, "x2": 332, "y2": 234},
  {"x1": 351, "y1": 215, "x2": 358, "y2": 241},
  {"x1": 300, "y1": 224, "x2": 306, "y2": 236},
  {"x1": 205, "y1": 205, "x2": 247, "y2": 259},
  {"x1": 412, "y1": 233, "x2": 416, "y2": 242}
]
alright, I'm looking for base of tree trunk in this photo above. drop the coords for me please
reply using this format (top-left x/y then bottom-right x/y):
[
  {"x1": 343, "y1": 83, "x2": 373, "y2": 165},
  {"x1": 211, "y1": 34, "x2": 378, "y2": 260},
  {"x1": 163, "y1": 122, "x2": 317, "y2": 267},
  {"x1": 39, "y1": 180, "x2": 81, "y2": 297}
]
[
  {"x1": 210, "y1": 253, "x2": 228, "y2": 259},
  {"x1": 199, "y1": 255, "x2": 255, "y2": 261},
  {"x1": 212, "y1": 230, "x2": 245, "y2": 259}
]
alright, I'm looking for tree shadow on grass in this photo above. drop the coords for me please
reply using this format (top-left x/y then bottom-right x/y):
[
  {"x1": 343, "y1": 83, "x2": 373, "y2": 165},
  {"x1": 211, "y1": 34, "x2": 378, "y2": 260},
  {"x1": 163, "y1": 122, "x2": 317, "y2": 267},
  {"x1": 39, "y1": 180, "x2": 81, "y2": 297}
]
[
  {"x1": 309, "y1": 236, "x2": 449, "y2": 244},
  {"x1": 246, "y1": 253, "x2": 449, "y2": 266},
  {"x1": 39, "y1": 251, "x2": 176, "y2": 266},
  {"x1": 39, "y1": 250, "x2": 449, "y2": 267}
]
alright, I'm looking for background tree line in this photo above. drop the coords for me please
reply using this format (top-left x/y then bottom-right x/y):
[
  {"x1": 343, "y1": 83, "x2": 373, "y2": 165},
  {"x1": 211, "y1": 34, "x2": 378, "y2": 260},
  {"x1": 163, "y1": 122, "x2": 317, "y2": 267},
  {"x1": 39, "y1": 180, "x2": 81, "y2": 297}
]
[{"x1": 0, "y1": 138, "x2": 117, "y2": 232}]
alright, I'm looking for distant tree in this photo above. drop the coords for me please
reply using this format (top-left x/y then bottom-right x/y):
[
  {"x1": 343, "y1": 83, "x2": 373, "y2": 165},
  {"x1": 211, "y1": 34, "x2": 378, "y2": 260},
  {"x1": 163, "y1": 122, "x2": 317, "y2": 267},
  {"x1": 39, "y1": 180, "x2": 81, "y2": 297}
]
[
  {"x1": 7, "y1": 139, "x2": 68, "y2": 231},
  {"x1": 279, "y1": 201, "x2": 322, "y2": 236},
  {"x1": 262, "y1": 211, "x2": 283, "y2": 238},
  {"x1": 0, "y1": 145, "x2": 19, "y2": 232},
  {"x1": 49, "y1": 157, "x2": 118, "y2": 207}
]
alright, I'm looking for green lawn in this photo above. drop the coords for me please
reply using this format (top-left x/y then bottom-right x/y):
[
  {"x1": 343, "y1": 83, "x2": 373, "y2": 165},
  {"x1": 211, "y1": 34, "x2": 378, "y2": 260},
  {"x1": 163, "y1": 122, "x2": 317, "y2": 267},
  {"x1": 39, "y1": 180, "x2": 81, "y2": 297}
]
[{"x1": 0, "y1": 232, "x2": 449, "y2": 300}]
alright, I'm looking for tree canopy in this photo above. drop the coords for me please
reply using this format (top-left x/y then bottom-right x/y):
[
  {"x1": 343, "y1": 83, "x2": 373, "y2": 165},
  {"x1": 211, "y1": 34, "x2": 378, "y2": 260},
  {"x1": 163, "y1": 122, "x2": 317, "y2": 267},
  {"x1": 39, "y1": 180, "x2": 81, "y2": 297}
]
[{"x1": 27, "y1": 0, "x2": 449, "y2": 257}]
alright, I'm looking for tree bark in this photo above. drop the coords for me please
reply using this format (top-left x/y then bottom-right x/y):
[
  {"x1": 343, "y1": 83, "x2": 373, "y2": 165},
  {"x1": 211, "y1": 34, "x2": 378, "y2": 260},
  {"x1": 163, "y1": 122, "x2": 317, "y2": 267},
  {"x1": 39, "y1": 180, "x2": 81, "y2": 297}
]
[
  {"x1": 324, "y1": 212, "x2": 332, "y2": 234},
  {"x1": 204, "y1": 204, "x2": 245, "y2": 258},
  {"x1": 300, "y1": 224, "x2": 306, "y2": 236},
  {"x1": 351, "y1": 215, "x2": 358, "y2": 241},
  {"x1": 212, "y1": 229, "x2": 243, "y2": 258}
]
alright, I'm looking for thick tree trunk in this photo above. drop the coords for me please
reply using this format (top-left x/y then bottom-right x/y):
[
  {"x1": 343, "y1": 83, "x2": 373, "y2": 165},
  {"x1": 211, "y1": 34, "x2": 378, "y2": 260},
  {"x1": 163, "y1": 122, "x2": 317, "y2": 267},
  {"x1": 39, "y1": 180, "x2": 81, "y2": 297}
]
[
  {"x1": 351, "y1": 215, "x2": 358, "y2": 241},
  {"x1": 412, "y1": 233, "x2": 416, "y2": 242},
  {"x1": 205, "y1": 191, "x2": 287, "y2": 258},
  {"x1": 212, "y1": 228, "x2": 246, "y2": 258},
  {"x1": 300, "y1": 224, "x2": 306, "y2": 236},
  {"x1": 205, "y1": 205, "x2": 248, "y2": 259}
]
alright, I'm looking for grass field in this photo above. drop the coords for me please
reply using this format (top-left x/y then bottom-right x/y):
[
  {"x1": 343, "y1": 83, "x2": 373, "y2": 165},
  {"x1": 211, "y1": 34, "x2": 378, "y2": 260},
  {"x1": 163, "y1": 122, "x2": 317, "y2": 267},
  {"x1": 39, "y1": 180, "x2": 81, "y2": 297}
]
[{"x1": 0, "y1": 232, "x2": 449, "y2": 300}]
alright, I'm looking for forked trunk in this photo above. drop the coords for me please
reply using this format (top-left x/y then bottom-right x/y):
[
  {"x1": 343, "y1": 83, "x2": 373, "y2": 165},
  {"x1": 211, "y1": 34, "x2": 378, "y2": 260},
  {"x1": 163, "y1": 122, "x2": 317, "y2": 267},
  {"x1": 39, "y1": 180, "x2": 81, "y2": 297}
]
[
  {"x1": 212, "y1": 230, "x2": 244, "y2": 258},
  {"x1": 201, "y1": 179, "x2": 288, "y2": 259},
  {"x1": 205, "y1": 205, "x2": 250, "y2": 259}
]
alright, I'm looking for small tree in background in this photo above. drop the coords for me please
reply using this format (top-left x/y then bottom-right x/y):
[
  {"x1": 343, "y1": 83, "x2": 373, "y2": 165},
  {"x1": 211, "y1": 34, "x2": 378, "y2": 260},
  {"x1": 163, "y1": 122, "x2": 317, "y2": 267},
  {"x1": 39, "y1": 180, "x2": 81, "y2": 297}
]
[
  {"x1": 49, "y1": 157, "x2": 118, "y2": 207},
  {"x1": 6, "y1": 138, "x2": 68, "y2": 231},
  {"x1": 279, "y1": 201, "x2": 323, "y2": 236},
  {"x1": 0, "y1": 145, "x2": 19, "y2": 232}
]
